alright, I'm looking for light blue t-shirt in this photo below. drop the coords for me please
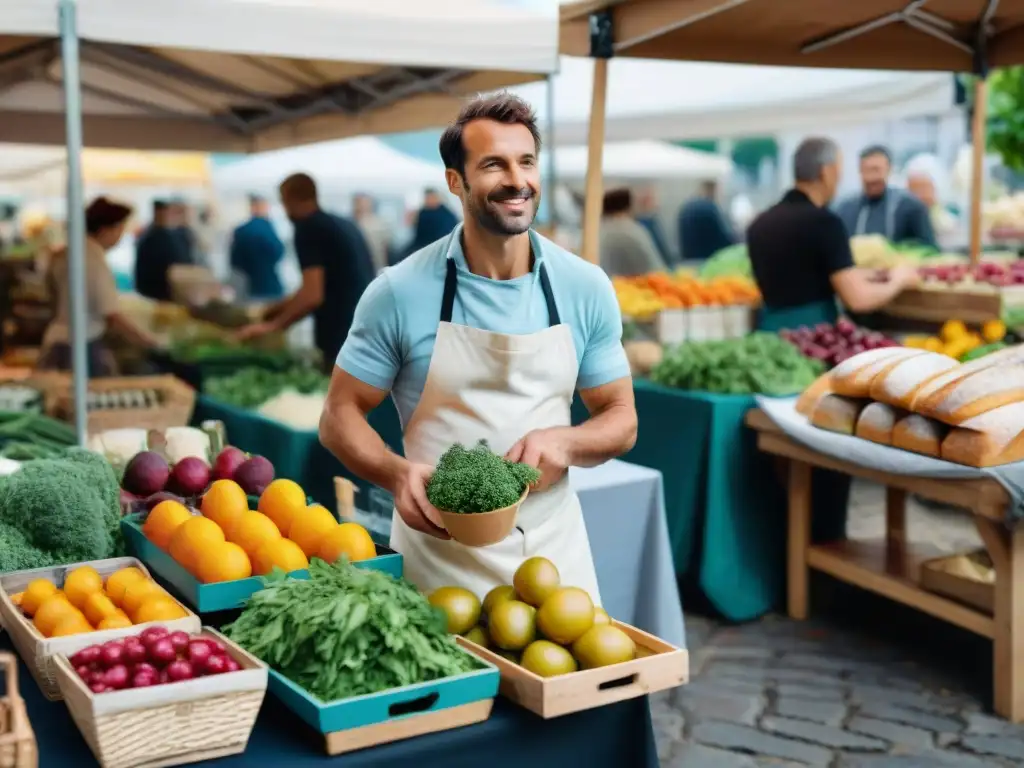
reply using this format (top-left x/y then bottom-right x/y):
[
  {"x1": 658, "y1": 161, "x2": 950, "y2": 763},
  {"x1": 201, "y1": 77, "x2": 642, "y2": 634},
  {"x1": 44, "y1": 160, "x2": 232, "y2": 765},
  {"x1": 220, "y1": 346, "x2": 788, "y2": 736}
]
[{"x1": 338, "y1": 227, "x2": 630, "y2": 428}]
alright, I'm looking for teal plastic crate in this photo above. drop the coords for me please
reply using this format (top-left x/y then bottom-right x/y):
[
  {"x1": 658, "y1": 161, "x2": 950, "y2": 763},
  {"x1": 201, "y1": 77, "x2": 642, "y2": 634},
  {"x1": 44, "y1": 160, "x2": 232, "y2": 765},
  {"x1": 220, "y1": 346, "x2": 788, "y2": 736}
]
[
  {"x1": 121, "y1": 514, "x2": 403, "y2": 613},
  {"x1": 267, "y1": 646, "x2": 498, "y2": 736}
]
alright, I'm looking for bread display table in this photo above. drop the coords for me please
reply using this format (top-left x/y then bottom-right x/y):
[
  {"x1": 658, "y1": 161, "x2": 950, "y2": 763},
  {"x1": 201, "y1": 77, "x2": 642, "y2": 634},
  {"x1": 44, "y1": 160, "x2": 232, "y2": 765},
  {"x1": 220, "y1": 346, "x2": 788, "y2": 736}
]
[{"x1": 745, "y1": 407, "x2": 1024, "y2": 721}]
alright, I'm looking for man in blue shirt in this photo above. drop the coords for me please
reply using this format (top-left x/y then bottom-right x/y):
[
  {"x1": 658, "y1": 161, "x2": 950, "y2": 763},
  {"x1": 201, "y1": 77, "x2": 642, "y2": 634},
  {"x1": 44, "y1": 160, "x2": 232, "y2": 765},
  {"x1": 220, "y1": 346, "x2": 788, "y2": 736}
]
[
  {"x1": 678, "y1": 181, "x2": 735, "y2": 262},
  {"x1": 319, "y1": 93, "x2": 638, "y2": 600},
  {"x1": 135, "y1": 200, "x2": 189, "y2": 302},
  {"x1": 229, "y1": 195, "x2": 285, "y2": 299}
]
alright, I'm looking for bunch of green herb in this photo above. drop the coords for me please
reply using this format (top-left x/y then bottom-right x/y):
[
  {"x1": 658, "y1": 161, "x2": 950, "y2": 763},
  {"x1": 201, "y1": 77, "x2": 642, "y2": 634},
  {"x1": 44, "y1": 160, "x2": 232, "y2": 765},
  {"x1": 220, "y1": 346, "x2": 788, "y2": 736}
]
[
  {"x1": 223, "y1": 559, "x2": 479, "y2": 701},
  {"x1": 426, "y1": 440, "x2": 540, "y2": 514}
]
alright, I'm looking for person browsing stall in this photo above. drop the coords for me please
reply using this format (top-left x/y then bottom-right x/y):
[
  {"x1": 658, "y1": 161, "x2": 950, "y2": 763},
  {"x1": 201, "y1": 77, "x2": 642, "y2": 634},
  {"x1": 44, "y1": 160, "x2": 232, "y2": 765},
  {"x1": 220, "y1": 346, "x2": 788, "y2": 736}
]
[
  {"x1": 318, "y1": 94, "x2": 638, "y2": 600},
  {"x1": 229, "y1": 194, "x2": 285, "y2": 300},
  {"x1": 236, "y1": 174, "x2": 375, "y2": 371},
  {"x1": 748, "y1": 137, "x2": 920, "y2": 332}
]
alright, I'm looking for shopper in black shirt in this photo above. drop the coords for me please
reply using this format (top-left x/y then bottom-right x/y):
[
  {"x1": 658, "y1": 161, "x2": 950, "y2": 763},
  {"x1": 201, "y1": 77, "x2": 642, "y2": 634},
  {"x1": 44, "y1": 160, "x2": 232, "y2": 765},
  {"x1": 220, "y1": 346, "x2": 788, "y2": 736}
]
[
  {"x1": 748, "y1": 137, "x2": 919, "y2": 333},
  {"x1": 237, "y1": 173, "x2": 374, "y2": 370},
  {"x1": 135, "y1": 200, "x2": 190, "y2": 302}
]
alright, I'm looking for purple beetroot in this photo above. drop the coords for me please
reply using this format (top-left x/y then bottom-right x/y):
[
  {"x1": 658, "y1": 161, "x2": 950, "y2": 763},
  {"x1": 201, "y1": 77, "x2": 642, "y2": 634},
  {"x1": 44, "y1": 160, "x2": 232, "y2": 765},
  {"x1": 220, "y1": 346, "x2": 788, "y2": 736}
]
[
  {"x1": 212, "y1": 447, "x2": 247, "y2": 482},
  {"x1": 122, "y1": 452, "x2": 170, "y2": 496},
  {"x1": 233, "y1": 455, "x2": 275, "y2": 495},
  {"x1": 172, "y1": 457, "x2": 211, "y2": 496}
]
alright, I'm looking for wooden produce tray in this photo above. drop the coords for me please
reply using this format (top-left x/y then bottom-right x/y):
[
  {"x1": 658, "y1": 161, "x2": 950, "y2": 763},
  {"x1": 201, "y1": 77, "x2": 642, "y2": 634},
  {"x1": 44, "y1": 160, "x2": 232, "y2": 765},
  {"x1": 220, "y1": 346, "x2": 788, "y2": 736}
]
[
  {"x1": 0, "y1": 558, "x2": 200, "y2": 700},
  {"x1": 457, "y1": 621, "x2": 689, "y2": 719},
  {"x1": 0, "y1": 652, "x2": 37, "y2": 768},
  {"x1": 53, "y1": 628, "x2": 266, "y2": 768},
  {"x1": 919, "y1": 550, "x2": 994, "y2": 614},
  {"x1": 46, "y1": 375, "x2": 195, "y2": 435},
  {"x1": 881, "y1": 287, "x2": 1002, "y2": 324}
]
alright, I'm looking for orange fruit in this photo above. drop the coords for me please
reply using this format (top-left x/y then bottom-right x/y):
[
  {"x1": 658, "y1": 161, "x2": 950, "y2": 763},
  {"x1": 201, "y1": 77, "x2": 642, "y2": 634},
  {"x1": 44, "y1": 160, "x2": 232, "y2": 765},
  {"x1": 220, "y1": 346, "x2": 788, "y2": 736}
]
[
  {"x1": 134, "y1": 595, "x2": 187, "y2": 624},
  {"x1": 229, "y1": 510, "x2": 281, "y2": 558},
  {"x1": 83, "y1": 591, "x2": 119, "y2": 627},
  {"x1": 169, "y1": 516, "x2": 226, "y2": 574},
  {"x1": 252, "y1": 538, "x2": 309, "y2": 576},
  {"x1": 50, "y1": 613, "x2": 93, "y2": 637},
  {"x1": 289, "y1": 505, "x2": 338, "y2": 558},
  {"x1": 143, "y1": 500, "x2": 194, "y2": 550},
  {"x1": 20, "y1": 579, "x2": 58, "y2": 617},
  {"x1": 196, "y1": 541, "x2": 252, "y2": 584},
  {"x1": 319, "y1": 522, "x2": 376, "y2": 564},
  {"x1": 63, "y1": 566, "x2": 103, "y2": 609},
  {"x1": 105, "y1": 567, "x2": 147, "y2": 606},
  {"x1": 258, "y1": 479, "x2": 306, "y2": 536},
  {"x1": 121, "y1": 580, "x2": 162, "y2": 620},
  {"x1": 34, "y1": 594, "x2": 78, "y2": 637},
  {"x1": 201, "y1": 480, "x2": 248, "y2": 538},
  {"x1": 97, "y1": 612, "x2": 133, "y2": 631}
]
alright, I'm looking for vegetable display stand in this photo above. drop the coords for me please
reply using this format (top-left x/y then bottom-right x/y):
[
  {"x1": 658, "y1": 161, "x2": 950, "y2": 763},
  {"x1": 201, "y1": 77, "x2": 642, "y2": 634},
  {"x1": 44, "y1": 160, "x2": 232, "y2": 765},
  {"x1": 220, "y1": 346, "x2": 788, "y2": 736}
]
[
  {"x1": 0, "y1": 558, "x2": 200, "y2": 700},
  {"x1": 267, "y1": 647, "x2": 498, "y2": 756},
  {"x1": 745, "y1": 408, "x2": 1024, "y2": 722},
  {"x1": 881, "y1": 287, "x2": 1003, "y2": 324},
  {"x1": 46, "y1": 375, "x2": 196, "y2": 434},
  {"x1": 53, "y1": 628, "x2": 267, "y2": 768},
  {"x1": 0, "y1": 653, "x2": 37, "y2": 768},
  {"x1": 121, "y1": 515, "x2": 403, "y2": 613},
  {"x1": 457, "y1": 621, "x2": 688, "y2": 719},
  {"x1": 919, "y1": 550, "x2": 994, "y2": 614}
]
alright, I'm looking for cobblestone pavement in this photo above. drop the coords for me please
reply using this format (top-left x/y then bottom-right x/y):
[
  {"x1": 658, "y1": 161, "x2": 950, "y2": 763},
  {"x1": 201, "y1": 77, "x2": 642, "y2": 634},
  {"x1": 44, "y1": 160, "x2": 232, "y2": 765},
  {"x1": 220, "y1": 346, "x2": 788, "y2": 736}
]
[{"x1": 651, "y1": 481, "x2": 1024, "y2": 767}]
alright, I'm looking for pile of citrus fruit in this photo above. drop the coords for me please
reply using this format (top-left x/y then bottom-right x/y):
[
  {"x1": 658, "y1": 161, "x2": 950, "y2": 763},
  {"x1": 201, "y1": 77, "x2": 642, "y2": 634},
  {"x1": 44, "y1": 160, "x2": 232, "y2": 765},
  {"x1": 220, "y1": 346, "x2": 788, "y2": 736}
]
[
  {"x1": 14, "y1": 565, "x2": 188, "y2": 638},
  {"x1": 142, "y1": 478, "x2": 377, "y2": 584}
]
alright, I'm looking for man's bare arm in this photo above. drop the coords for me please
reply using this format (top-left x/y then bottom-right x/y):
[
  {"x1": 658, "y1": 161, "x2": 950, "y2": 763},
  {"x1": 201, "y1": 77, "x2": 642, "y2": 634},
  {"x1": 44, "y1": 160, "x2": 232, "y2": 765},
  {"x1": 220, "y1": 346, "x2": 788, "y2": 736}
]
[
  {"x1": 566, "y1": 376, "x2": 638, "y2": 467},
  {"x1": 266, "y1": 267, "x2": 325, "y2": 331}
]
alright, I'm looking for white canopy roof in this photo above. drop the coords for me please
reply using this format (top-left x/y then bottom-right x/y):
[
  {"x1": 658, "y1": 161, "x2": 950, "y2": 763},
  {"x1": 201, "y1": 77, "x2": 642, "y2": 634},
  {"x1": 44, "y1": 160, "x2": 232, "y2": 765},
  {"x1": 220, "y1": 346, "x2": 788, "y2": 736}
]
[
  {"x1": 515, "y1": 56, "x2": 955, "y2": 145},
  {"x1": 0, "y1": 0, "x2": 559, "y2": 152},
  {"x1": 554, "y1": 141, "x2": 731, "y2": 181}
]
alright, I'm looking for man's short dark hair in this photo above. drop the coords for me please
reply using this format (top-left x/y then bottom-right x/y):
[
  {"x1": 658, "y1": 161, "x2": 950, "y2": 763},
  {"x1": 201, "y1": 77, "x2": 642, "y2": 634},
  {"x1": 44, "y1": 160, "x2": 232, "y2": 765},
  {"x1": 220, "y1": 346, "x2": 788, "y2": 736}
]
[
  {"x1": 439, "y1": 92, "x2": 541, "y2": 176},
  {"x1": 153, "y1": 200, "x2": 168, "y2": 214},
  {"x1": 280, "y1": 173, "x2": 318, "y2": 202},
  {"x1": 247, "y1": 193, "x2": 266, "y2": 205},
  {"x1": 793, "y1": 138, "x2": 839, "y2": 183},
  {"x1": 86, "y1": 196, "x2": 132, "y2": 235},
  {"x1": 602, "y1": 188, "x2": 632, "y2": 216},
  {"x1": 860, "y1": 145, "x2": 891, "y2": 163}
]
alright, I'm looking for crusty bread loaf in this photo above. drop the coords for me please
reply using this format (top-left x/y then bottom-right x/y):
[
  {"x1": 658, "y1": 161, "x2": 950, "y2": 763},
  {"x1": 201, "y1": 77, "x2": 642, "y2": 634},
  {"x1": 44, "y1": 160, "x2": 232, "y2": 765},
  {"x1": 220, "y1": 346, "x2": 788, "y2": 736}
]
[
  {"x1": 892, "y1": 414, "x2": 949, "y2": 457},
  {"x1": 914, "y1": 363, "x2": 1024, "y2": 426},
  {"x1": 831, "y1": 347, "x2": 926, "y2": 398},
  {"x1": 910, "y1": 344, "x2": 1024, "y2": 412},
  {"x1": 796, "y1": 374, "x2": 833, "y2": 417},
  {"x1": 941, "y1": 401, "x2": 1024, "y2": 467},
  {"x1": 811, "y1": 394, "x2": 869, "y2": 435},
  {"x1": 855, "y1": 402, "x2": 905, "y2": 445},
  {"x1": 868, "y1": 351, "x2": 959, "y2": 409}
]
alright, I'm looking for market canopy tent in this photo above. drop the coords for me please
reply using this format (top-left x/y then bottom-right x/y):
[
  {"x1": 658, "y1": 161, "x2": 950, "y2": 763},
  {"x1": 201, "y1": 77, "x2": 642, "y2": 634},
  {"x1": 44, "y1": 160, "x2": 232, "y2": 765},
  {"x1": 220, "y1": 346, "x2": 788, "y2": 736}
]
[
  {"x1": 0, "y1": 0, "x2": 559, "y2": 152},
  {"x1": 554, "y1": 140, "x2": 731, "y2": 180},
  {"x1": 515, "y1": 56, "x2": 955, "y2": 145}
]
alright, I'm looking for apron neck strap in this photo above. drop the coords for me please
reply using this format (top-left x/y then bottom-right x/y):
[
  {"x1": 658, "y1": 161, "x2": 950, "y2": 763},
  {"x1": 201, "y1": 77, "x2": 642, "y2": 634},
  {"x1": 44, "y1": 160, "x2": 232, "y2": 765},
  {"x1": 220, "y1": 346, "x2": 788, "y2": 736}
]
[{"x1": 440, "y1": 256, "x2": 561, "y2": 327}]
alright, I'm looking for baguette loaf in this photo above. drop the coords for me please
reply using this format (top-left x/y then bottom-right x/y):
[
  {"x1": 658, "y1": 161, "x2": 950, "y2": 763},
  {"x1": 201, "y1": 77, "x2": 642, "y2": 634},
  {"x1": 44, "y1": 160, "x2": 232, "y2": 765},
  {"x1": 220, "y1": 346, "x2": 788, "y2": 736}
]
[
  {"x1": 855, "y1": 402, "x2": 905, "y2": 445},
  {"x1": 941, "y1": 401, "x2": 1024, "y2": 467},
  {"x1": 831, "y1": 347, "x2": 925, "y2": 398},
  {"x1": 811, "y1": 394, "x2": 869, "y2": 435},
  {"x1": 892, "y1": 414, "x2": 949, "y2": 457},
  {"x1": 868, "y1": 351, "x2": 959, "y2": 409},
  {"x1": 910, "y1": 344, "x2": 1024, "y2": 412},
  {"x1": 914, "y1": 363, "x2": 1024, "y2": 426},
  {"x1": 796, "y1": 374, "x2": 833, "y2": 417}
]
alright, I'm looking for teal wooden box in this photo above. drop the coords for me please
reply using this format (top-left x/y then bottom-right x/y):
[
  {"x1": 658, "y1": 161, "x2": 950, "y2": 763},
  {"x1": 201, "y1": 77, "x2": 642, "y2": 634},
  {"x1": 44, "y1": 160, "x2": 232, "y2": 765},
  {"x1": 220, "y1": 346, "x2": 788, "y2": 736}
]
[
  {"x1": 267, "y1": 647, "x2": 499, "y2": 737},
  {"x1": 121, "y1": 514, "x2": 403, "y2": 613}
]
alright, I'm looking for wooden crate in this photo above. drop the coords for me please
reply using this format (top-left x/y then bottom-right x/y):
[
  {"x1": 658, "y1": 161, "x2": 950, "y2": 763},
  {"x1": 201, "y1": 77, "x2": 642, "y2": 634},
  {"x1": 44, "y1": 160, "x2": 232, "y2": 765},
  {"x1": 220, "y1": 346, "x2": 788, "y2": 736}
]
[
  {"x1": 45, "y1": 375, "x2": 195, "y2": 434},
  {"x1": 53, "y1": 628, "x2": 267, "y2": 768},
  {"x1": 882, "y1": 287, "x2": 1002, "y2": 324},
  {"x1": 457, "y1": 621, "x2": 689, "y2": 719},
  {"x1": 919, "y1": 550, "x2": 994, "y2": 614},
  {"x1": 0, "y1": 653, "x2": 37, "y2": 768},
  {"x1": 0, "y1": 557, "x2": 200, "y2": 700}
]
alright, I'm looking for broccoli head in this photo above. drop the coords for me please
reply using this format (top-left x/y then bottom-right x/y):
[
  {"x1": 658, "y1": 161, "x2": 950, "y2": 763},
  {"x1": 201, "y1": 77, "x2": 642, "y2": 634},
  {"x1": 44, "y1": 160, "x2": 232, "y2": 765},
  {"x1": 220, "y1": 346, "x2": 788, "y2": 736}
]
[{"x1": 426, "y1": 440, "x2": 540, "y2": 514}]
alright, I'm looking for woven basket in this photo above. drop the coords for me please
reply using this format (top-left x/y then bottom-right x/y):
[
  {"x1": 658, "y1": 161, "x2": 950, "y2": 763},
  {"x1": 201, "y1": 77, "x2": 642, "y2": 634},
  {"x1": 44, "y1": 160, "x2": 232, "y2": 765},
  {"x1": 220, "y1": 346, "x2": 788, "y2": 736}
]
[
  {"x1": 0, "y1": 653, "x2": 37, "y2": 768},
  {"x1": 45, "y1": 375, "x2": 195, "y2": 435},
  {"x1": 0, "y1": 557, "x2": 200, "y2": 701},
  {"x1": 53, "y1": 628, "x2": 267, "y2": 768}
]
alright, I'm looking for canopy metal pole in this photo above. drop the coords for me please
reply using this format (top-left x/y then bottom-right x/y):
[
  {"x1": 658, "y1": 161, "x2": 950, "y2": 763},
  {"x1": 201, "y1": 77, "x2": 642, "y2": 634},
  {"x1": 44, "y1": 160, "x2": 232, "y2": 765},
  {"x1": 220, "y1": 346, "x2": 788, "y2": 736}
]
[
  {"x1": 59, "y1": 0, "x2": 89, "y2": 445},
  {"x1": 969, "y1": 77, "x2": 987, "y2": 266},
  {"x1": 545, "y1": 74, "x2": 558, "y2": 230}
]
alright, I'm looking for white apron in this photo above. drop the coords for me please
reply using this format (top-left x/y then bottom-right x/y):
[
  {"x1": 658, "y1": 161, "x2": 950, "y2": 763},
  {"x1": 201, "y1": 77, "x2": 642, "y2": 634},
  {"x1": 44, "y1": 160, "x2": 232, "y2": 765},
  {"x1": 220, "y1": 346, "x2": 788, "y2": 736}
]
[{"x1": 390, "y1": 232, "x2": 603, "y2": 606}]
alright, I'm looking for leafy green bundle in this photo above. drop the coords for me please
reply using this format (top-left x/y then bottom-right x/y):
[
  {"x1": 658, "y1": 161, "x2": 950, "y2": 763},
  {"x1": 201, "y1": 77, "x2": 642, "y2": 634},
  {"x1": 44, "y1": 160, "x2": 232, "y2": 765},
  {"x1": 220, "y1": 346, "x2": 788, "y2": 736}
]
[
  {"x1": 224, "y1": 559, "x2": 479, "y2": 701},
  {"x1": 426, "y1": 440, "x2": 539, "y2": 514},
  {"x1": 205, "y1": 366, "x2": 329, "y2": 409}
]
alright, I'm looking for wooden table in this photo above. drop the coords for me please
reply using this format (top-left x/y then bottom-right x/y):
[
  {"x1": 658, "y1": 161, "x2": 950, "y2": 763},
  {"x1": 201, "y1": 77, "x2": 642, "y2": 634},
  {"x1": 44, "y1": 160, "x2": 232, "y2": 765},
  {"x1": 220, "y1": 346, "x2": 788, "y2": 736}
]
[{"x1": 745, "y1": 408, "x2": 1024, "y2": 722}]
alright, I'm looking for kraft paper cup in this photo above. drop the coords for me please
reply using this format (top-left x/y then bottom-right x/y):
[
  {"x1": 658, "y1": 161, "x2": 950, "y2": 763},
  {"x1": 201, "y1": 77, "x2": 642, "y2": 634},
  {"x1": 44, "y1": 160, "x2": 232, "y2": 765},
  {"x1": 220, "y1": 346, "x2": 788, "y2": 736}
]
[{"x1": 439, "y1": 488, "x2": 530, "y2": 547}]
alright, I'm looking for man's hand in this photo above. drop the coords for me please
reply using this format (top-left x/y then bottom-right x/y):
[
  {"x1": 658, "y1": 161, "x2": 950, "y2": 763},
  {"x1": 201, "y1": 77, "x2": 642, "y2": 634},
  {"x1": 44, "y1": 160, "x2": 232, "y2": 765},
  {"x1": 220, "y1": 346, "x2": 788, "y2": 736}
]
[
  {"x1": 505, "y1": 427, "x2": 572, "y2": 492},
  {"x1": 393, "y1": 462, "x2": 450, "y2": 539},
  {"x1": 889, "y1": 264, "x2": 921, "y2": 289},
  {"x1": 234, "y1": 321, "x2": 277, "y2": 343}
]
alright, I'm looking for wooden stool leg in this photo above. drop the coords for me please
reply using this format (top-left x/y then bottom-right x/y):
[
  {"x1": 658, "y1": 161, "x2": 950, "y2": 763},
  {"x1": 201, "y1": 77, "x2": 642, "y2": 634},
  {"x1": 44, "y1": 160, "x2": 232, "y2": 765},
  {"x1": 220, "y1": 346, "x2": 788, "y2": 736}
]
[
  {"x1": 787, "y1": 461, "x2": 812, "y2": 620},
  {"x1": 977, "y1": 517, "x2": 1024, "y2": 722},
  {"x1": 885, "y1": 487, "x2": 907, "y2": 561}
]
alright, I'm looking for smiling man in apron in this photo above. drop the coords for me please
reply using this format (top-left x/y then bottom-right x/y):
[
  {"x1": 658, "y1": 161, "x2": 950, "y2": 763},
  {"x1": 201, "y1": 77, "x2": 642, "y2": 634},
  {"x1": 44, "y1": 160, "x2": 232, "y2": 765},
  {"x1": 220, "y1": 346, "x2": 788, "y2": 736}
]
[{"x1": 319, "y1": 94, "x2": 638, "y2": 603}]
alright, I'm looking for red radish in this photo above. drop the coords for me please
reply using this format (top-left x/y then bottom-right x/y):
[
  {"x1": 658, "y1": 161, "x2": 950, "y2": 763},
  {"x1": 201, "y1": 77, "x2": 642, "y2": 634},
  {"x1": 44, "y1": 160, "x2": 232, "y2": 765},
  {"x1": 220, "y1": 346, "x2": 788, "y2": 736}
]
[
  {"x1": 71, "y1": 646, "x2": 101, "y2": 667},
  {"x1": 203, "y1": 638, "x2": 227, "y2": 657},
  {"x1": 168, "y1": 631, "x2": 190, "y2": 655},
  {"x1": 100, "y1": 644, "x2": 124, "y2": 669},
  {"x1": 132, "y1": 671, "x2": 158, "y2": 688},
  {"x1": 212, "y1": 447, "x2": 247, "y2": 482},
  {"x1": 203, "y1": 654, "x2": 228, "y2": 675},
  {"x1": 159, "y1": 669, "x2": 170, "y2": 684},
  {"x1": 187, "y1": 641, "x2": 212, "y2": 667},
  {"x1": 104, "y1": 665, "x2": 130, "y2": 690},
  {"x1": 147, "y1": 638, "x2": 177, "y2": 666},
  {"x1": 89, "y1": 682, "x2": 108, "y2": 694},
  {"x1": 123, "y1": 640, "x2": 147, "y2": 665},
  {"x1": 166, "y1": 660, "x2": 194, "y2": 682},
  {"x1": 75, "y1": 665, "x2": 91, "y2": 680},
  {"x1": 171, "y1": 457, "x2": 211, "y2": 497},
  {"x1": 140, "y1": 626, "x2": 170, "y2": 644},
  {"x1": 224, "y1": 658, "x2": 241, "y2": 673},
  {"x1": 123, "y1": 451, "x2": 171, "y2": 497}
]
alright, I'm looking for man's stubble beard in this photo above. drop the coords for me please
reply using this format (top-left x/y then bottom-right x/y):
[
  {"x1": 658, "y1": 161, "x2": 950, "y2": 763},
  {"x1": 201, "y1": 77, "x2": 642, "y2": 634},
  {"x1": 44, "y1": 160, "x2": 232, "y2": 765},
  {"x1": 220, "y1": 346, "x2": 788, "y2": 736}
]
[{"x1": 464, "y1": 181, "x2": 539, "y2": 237}]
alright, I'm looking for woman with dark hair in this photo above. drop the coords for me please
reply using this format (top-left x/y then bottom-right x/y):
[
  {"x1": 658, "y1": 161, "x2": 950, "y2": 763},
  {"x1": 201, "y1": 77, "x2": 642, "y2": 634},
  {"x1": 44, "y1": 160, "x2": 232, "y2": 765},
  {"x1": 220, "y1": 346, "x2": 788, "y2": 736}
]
[{"x1": 38, "y1": 196, "x2": 158, "y2": 376}]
